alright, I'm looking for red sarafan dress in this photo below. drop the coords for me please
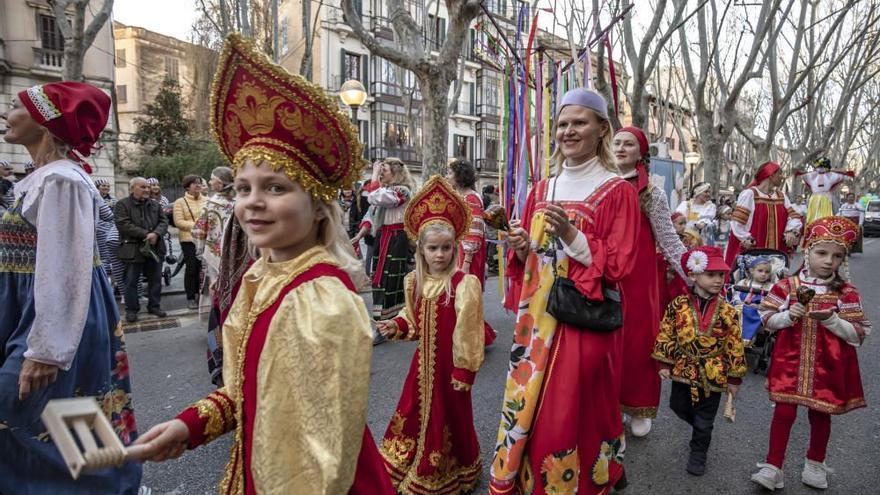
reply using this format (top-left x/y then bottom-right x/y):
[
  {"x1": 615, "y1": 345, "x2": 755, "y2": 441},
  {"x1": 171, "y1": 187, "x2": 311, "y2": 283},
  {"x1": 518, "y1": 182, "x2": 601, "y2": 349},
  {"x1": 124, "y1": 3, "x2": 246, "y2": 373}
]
[
  {"x1": 760, "y1": 274, "x2": 869, "y2": 413},
  {"x1": 457, "y1": 190, "x2": 497, "y2": 346},
  {"x1": 490, "y1": 170, "x2": 640, "y2": 495},
  {"x1": 725, "y1": 187, "x2": 802, "y2": 268},
  {"x1": 381, "y1": 270, "x2": 485, "y2": 494}
]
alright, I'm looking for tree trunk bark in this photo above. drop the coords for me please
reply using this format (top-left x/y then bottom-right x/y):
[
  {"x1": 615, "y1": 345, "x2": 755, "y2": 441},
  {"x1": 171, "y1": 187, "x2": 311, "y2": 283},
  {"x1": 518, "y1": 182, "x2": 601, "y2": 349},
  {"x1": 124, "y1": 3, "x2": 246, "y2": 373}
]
[{"x1": 419, "y1": 74, "x2": 451, "y2": 178}]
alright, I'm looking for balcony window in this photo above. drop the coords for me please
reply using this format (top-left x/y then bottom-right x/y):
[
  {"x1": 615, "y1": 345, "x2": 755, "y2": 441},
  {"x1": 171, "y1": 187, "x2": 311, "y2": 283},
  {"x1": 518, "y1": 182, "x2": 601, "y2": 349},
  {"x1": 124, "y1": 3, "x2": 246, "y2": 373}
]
[
  {"x1": 117, "y1": 85, "x2": 127, "y2": 104},
  {"x1": 342, "y1": 51, "x2": 367, "y2": 85},
  {"x1": 428, "y1": 15, "x2": 446, "y2": 50},
  {"x1": 453, "y1": 134, "x2": 474, "y2": 161},
  {"x1": 38, "y1": 14, "x2": 64, "y2": 68}
]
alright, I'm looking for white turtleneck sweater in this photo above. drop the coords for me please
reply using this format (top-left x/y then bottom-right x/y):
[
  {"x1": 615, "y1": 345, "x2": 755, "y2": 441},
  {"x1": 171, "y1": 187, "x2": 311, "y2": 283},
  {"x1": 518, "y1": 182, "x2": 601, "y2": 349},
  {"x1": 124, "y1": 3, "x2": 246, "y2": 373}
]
[{"x1": 546, "y1": 157, "x2": 619, "y2": 266}]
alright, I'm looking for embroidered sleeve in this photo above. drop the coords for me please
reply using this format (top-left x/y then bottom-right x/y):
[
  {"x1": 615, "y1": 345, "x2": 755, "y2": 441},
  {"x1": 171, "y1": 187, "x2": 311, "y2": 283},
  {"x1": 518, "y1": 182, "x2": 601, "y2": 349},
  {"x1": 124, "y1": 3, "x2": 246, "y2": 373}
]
[
  {"x1": 721, "y1": 304, "x2": 747, "y2": 377},
  {"x1": 22, "y1": 174, "x2": 95, "y2": 370},
  {"x1": 649, "y1": 187, "x2": 687, "y2": 278},
  {"x1": 783, "y1": 192, "x2": 803, "y2": 232},
  {"x1": 462, "y1": 194, "x2": 485, "y2": 256},
  {"x1": 652, "y1": 297, "x2": 683, "y2": 365},
  {"x1": 176, "y1": 388, "x2": 236, "y2": 449},
  {"x1": 389, "y1": 273, "x2": 418, "y2": 340},
  {"x1": 192, "y1": 206, "x2": 210, "y2": 255},
  {"x1": 730, "y1": 188, "x2": 755, "y2": 240},
  {"x1": 451, "y1": 274, "x2": 486, "y2": 390},
  {"x1": 760, "y1": 279, "x2": 793, "y2": 329},
  {"x1": 837, "y1": 286, "x2": 872, "y2": 344},
  {"x1": 367, "y1": 182, "x2": 412, "y2": 208}
]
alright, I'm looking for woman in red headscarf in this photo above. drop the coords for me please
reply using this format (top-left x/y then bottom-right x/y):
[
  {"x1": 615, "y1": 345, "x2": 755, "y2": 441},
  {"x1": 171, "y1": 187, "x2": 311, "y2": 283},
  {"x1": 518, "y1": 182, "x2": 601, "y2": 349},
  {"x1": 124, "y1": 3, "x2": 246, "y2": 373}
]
[
  {"x1": 0, "y1": 83, "x2": 142, "y2": 492},
  {"x1": 613, "y1": 127, "x2": 687, "y2": 437},
  {"x1": 725, "y1": 162, "x2": 803, "y2": 269}
]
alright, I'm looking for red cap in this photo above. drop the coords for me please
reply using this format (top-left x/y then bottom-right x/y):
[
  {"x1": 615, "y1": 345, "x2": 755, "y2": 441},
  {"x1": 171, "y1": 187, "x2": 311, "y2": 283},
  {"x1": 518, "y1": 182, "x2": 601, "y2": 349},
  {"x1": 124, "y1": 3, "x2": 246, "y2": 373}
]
[
  {"x1": 681, "y1": 246, "x2": 730, "y2": 274},
  {"x1": 18, "y1": 82, "x2": 110, "y2": 173},
  {"x1": 615, "y1": 126, "x2": 648, "y2": 156},
  {"x1": 671, "y1": 211, "x2": 684, "y2": 221},
  {"x1": 615, "y1": 126, "x2": 650, "y2": 192},
  {"x1": 747, "y1": 161, "x2": 781, "y2": 188}
]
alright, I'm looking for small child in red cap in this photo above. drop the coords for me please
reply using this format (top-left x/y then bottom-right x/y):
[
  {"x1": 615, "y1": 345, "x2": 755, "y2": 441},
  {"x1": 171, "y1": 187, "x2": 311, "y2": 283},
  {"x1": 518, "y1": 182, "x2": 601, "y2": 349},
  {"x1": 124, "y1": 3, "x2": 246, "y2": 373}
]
[{"x1": 652, "y1": 246, "x2": 747, "y2": 476}]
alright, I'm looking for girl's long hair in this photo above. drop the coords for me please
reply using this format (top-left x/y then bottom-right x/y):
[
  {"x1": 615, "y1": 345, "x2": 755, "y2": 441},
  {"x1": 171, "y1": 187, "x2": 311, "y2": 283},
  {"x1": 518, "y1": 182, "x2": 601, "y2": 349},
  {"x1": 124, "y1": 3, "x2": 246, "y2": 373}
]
[
  {"x1": 315, "y1": 199, "x2": 369, "y2": 290},
  {"x1": 382, "y1": 157, "x2": 417, "y2": 192},
  {"x1": 549, "y1": 108, "x2": 617, "y2": 175},
  {"x1": 413, "y1": 223, "x2": 458, "y2": 305}
]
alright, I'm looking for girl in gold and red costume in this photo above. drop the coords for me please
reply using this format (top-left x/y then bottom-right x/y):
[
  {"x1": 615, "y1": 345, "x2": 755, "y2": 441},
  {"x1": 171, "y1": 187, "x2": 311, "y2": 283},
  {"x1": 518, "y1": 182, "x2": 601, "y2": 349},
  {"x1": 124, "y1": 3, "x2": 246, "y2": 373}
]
[
  {"x1": 750, "y1": 216, "x2": 870, "y2": 492},
  {"x1": 376, "y1": 175, "x2": 485, "y2": 494},
  {"x1": 130, "y1": 34, "x2": 395, "y2": 494},
  {"x1": 489, "y1": 88, "x2": 640, "y2": 495}
]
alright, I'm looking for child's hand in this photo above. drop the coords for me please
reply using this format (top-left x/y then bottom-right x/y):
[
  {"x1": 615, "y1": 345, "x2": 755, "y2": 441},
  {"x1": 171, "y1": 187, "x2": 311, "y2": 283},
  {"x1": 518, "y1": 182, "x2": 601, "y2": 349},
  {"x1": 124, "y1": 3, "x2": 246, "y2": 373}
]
[
  {"x1": 376, "y1": 320, "x2": 397, "y2": 337},
  {"x1": 130, "y1": 419, "x2": 190, "y2": 462},
  {"x1": 727, "y1": 383, "x2": 740, "y2": 396},
  {"x1": 789, "y1": 302, "x2": 807, "y2": 319},
  {"x1": 658, "y1": 368, "x2": 671, "y2": 380}
]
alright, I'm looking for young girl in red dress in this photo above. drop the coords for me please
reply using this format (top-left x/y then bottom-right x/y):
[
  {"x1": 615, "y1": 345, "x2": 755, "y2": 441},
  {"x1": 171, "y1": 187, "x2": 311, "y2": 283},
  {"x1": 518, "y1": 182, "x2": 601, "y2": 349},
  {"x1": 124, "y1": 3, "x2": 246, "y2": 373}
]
[
  {"x1": 376, "y1": 175, "x2": 485, "y2": 494},
  {"x1": 130, "y1": 33, "x2": 394, "y2": 494},
  {"x1": 751, "y1": 216, "x2": 870, "y2": 491}
]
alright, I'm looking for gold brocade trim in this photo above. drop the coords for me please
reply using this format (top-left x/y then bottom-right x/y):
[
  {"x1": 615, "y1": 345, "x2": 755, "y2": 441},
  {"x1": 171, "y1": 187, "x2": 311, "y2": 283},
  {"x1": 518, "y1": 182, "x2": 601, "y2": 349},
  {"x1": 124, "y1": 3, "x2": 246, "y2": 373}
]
[
  {"x1": 620, "y1": 405, "x2": 658, "y2": 419},
  {"x1": 380, "y1": 412, "x2": 417, "y2": 472},
  {"x1": 769, "y1": 392, "x2": 866, "y2": 415},
  {"x1": 233, "y1": 144, "x2": 336, "y2": 202},
  {"x1": 404, "y1": 176, "x2": 473, "y2": 244},
  {"x1": 195, "y1": 399, "x2": 226, "y2": 443},
  {"x1": 451, "y1": 378, "x2": 471, "y2": 391},
  {"x1": 395, "y1": 295, "x2": 440, "y2": 494},
  {"x1": 219, "y1": 248, "x2": 339, "y2": 495}
]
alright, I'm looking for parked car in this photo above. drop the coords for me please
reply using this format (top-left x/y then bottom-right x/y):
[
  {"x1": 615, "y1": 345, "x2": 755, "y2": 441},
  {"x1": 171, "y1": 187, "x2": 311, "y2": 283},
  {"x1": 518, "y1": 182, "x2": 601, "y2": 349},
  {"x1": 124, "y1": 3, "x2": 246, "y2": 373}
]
[{"x1": 864, "y1": 200, "x2": 880, "y2": 236}]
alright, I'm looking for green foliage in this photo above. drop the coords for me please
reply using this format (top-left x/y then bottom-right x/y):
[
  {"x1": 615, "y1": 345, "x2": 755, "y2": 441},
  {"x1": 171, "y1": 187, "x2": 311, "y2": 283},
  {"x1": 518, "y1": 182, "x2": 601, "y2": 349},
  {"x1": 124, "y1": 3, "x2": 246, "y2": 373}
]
[
  {"x1": 138, "y1": 141, "x2": 228, "y2": 185},
  {"x1": 133, "y1": 78, "x2": 191, "y2": 156}
]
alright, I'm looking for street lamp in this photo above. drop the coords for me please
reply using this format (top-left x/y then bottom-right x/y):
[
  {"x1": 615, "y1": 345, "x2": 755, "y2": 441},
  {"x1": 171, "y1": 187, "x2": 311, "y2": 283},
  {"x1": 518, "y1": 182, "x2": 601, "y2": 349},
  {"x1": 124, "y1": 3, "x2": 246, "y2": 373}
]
[
  {"x1": 684, "y1": 151, "x2": 701, "y2": 195},
  {"x1": 339, "y1": 79, "x2": 367, "y2": 124}
]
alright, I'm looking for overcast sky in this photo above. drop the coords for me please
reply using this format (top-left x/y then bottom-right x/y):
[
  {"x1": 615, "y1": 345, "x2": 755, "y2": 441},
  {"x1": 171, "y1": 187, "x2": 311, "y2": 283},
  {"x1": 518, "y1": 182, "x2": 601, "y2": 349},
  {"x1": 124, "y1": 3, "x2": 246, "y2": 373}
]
[{"x1": 112, "y1": 0, "x2": 198, "y2": 41}]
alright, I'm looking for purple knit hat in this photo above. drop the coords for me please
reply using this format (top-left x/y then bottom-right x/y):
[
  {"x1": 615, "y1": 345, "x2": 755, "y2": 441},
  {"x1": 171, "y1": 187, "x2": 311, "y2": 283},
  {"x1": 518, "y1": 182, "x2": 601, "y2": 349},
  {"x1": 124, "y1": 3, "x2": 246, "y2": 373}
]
[{"x1": 558, "y1": 88, "x2": 608, "y2": 120}]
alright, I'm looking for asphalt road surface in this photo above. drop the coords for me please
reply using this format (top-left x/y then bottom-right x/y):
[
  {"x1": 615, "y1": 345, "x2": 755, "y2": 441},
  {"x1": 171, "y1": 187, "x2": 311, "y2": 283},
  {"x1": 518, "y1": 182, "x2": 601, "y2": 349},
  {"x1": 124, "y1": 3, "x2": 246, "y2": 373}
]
[{"x1": 131, "y1": 237, "x2": 880, "y2": 494}]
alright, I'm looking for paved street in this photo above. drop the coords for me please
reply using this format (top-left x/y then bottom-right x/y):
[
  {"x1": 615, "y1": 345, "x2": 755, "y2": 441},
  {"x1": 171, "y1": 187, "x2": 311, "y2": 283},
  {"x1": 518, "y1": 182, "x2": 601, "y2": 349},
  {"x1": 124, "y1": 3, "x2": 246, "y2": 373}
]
[{"x1": 130, "y1": 238, "x2": 880, "y2": 494}]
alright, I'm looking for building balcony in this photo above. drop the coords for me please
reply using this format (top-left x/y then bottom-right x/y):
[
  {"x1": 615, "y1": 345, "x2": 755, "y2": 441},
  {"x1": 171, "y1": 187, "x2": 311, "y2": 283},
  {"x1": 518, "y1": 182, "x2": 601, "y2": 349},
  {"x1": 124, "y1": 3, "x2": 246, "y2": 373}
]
[
  {"x1": 33, "y1": 47, "x2": 64, "y2": 72},
  {"x1": 455, "y1": 100, "x2": 475, "y2": 116},
  {"x1": 476, "y1": 158, "x2": 500, "y2": 174},
  {"x1": 370, "y1": 17, "x2": 394, "y2": 41},
  {"x1": 370, "y1": 146, "x2": 420, "y2": 167}
]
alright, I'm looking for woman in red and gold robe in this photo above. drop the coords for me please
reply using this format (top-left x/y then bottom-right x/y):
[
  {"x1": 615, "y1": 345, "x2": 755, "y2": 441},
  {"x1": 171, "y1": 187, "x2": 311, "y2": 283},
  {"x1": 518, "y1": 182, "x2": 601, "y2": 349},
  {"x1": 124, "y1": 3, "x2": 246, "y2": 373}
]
[
  {"x1": 490, "y1": 89, "x2": 640, "y2": 495},
  {"x1": 130, "y1": 34, "x2": 394, "y2": 494},
  {"x1": 377, "y1": 176, "x2": 485, "y2": 494}
]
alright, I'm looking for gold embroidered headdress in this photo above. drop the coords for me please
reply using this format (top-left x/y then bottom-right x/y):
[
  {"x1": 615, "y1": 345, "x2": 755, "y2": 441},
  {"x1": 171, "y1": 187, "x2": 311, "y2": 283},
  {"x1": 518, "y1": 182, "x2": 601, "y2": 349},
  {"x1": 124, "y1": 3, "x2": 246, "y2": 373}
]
[
  {"x1": 211, "y1": 33, "x2": 364, "y2": 201},
  {"x1": 404, "y1": 175, "x2": 472, "y2": 243}
]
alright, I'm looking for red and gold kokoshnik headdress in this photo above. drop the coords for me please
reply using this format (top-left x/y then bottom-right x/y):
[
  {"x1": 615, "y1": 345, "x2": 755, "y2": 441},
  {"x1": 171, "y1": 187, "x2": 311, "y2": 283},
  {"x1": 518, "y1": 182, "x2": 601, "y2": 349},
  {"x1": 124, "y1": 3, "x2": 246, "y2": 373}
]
[
  {"x1": 404, "y1": 176, "x2": 472, "y2": 243},
  {"x1": 211, "y1": 33, "x2": 364, "y2": 201},
  {"x1": 803, "y1": 216, "x2": 859, "y2": 251}
]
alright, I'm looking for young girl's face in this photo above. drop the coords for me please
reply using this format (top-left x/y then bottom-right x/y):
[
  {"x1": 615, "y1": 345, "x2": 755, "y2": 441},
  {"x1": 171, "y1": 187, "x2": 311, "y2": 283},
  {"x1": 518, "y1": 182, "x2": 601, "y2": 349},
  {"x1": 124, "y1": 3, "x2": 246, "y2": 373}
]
[
  {"x1": 234, "y1": 160, "x2": 323, "y2": 262},
  {"x1": 751, "y1": 263, "x2": 772, "y2": 283},
  {"x1": 673, "y1": 216, "x2": 686, "y2": 234},
  {"x1": 421, "y1": 228, "x2": 456, "y2": 274},
  {"x1": 807, "y1": 241, "x2": 846, "y2": 279}
]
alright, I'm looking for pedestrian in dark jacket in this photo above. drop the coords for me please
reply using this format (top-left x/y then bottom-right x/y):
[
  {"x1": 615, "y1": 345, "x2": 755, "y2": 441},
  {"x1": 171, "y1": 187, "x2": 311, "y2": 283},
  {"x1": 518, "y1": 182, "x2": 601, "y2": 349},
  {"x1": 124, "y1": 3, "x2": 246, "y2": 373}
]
[{"x1": 114, "y1": 176, "x2": 169, "y2": 322}]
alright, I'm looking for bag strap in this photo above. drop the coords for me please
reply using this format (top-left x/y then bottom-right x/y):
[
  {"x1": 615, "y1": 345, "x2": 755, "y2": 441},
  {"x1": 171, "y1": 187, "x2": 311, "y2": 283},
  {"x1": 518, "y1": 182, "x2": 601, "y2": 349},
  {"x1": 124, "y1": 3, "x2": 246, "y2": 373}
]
[{"x1": 183, "y1": 197, "x2": 195, "y2": 221}]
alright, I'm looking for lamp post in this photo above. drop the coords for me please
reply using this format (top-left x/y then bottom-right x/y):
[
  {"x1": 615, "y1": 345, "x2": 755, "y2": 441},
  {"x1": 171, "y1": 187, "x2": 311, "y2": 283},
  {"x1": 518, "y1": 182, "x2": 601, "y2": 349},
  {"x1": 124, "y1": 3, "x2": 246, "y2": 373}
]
[
  {"x1": 339, "y1": 79, "x2": 367, "y2": 126},
  {"x1": 684, "y1": 151, "x2": 701, "y2": 196}
]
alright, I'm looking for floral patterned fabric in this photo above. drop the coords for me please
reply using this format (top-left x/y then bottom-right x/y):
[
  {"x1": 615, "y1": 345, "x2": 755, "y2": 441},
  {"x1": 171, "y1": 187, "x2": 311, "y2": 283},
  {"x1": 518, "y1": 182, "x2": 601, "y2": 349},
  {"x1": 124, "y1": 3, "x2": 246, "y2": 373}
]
[{"x1": 652, "y1": 294, "x2": 747, "y2": 403}]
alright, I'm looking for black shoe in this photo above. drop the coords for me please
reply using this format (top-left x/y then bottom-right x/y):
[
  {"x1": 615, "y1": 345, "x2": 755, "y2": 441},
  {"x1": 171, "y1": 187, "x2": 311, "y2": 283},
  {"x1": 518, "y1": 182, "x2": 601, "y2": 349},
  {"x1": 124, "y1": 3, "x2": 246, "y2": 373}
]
[
  {"x1": 686, "y1": 451, "x2": 707, "y2": 476},
  {"x1": 148, "y1": 308, "x2": 167, "y2": 318},
  {"x1": 125, "y1": 312, "x2": 139, "y2": 323}
]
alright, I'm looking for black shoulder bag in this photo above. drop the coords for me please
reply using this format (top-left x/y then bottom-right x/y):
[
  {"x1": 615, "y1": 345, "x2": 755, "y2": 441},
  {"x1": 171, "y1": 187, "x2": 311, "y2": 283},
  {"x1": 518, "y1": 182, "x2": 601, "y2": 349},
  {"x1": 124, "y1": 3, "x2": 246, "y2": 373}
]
[{"x1": 545, "y1": 177, "x2": 623, "y2": 332}]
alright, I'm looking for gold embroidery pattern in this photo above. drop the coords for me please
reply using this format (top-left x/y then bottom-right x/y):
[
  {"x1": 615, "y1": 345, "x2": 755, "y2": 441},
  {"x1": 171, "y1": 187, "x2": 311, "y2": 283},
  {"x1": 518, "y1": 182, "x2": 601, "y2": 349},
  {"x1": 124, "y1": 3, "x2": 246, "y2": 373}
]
[
  {"x1": 380, "y1": 412, "x2": 417, "y2": 472},
  {"x1": 404, "y1": 176, "x2": 473, "y2": 243}
]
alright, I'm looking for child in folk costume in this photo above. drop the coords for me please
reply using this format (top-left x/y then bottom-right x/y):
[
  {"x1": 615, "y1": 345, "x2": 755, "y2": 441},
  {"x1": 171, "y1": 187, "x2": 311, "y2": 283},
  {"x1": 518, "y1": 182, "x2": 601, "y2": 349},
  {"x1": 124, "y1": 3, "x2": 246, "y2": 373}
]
[
  {"x1": 795, "y1": 157, "x2": 854, "y2": 225},
  {"x1": 731, "y1": 257, "x2": 775, "y2": 344},
  {"x1": 131, "y1": 34, "x2": 394, "y2": 494},
  {"x1": 653, "y1": 246, "x2": 747, "y2": 476},
  {"x1": 751, "y1": 216, "x2": 870, "y2": 491},
  {"x1": 376, "y1": 176, "x2": 485, "y2": 494}
]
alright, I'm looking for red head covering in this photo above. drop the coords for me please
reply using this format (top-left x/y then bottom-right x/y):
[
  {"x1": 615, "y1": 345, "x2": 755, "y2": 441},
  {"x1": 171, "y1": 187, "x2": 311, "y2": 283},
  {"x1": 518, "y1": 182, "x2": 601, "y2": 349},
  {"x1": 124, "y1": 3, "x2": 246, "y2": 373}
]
[
  {"x1": 681, "y1": 246, "x2": 730, "y2": 274},
  {"x1": 747, "y1": 161, "x2": 781, "y2": 188},
  {"x1": 212, "y1": 33, "x2": 363, "y2": 201},
  {"x1": 404, "y1": 175, "x2": 472, "y2": 243},
  {"x1": 671, "y1": 211, "x2": 684, "y2": 221},
  {"x1": 615, "y1": 126, "x2": 650, "y2": 192},
  {"x1": 803, "y1": 216, "x2": 859, "y2": 252},
  {"x1": 18, "y1": 82, "x2": 111, "y2": 173}
]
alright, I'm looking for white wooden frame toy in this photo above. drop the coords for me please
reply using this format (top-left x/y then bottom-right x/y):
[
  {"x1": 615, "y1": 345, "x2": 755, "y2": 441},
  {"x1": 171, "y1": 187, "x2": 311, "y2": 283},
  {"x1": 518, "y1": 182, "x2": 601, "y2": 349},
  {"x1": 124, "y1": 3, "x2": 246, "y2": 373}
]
[{"x1": 41, "y1": 397, "x2": 146, "y2": 479}]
